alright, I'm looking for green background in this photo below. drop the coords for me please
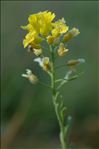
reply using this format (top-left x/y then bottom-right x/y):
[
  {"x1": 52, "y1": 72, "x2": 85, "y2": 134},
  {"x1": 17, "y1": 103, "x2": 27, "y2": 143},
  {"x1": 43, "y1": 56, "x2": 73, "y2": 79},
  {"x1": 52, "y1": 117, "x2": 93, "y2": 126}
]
[{"x1": 1, "y1": 1, "x2": 99, "y2": 149}]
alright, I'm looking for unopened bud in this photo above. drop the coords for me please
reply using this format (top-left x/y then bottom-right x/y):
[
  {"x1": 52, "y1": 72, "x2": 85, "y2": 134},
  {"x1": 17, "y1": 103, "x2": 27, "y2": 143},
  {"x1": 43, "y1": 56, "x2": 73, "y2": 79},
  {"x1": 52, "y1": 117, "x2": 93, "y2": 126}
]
[
  {"x1": 28, "y1": 45, "x2": 42, "y2": 56},
  {"x1": 63, "y1": 28, "x2": 80, "y2": 42},
  {"x1": 47, "y1": 36, "x2": 55, "y2": 44},
  {"x1": 33, "y1": 48, "x2": 42, "y2": 56}
]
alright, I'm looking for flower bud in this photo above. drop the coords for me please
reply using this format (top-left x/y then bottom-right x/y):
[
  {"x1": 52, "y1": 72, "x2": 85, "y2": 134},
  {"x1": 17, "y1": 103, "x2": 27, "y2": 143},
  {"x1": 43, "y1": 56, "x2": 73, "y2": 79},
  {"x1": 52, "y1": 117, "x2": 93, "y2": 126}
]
[
  {"x1": 33, "y1": 48, "x2": 42, "y2": 56},
  {"x1": 63, "y1": 28, "x2": 80, "y2": 42},
  {"x1": 47, "y1": 35, "x2": 60, "y2": 45},
  {"x1": 28, "y1": 45, "x2": 42, "y2": 56},
  {"x1": 47, "y1": 36, "x2": 55, "y2": 44}
]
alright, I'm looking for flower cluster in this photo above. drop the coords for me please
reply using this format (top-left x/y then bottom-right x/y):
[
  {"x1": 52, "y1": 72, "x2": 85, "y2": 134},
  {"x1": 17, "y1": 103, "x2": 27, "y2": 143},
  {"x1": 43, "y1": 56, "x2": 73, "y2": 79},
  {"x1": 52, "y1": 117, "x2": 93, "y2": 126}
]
[
  {"x1": 21, "y1": 11, "x2": 55, "y2": 49},
  {"x1": 21, "y1": 10, "x2": 83, "y2": 84},
  {"x1": 21, "y1": 11, "x2": 85, "y2": 149},
  {"x1": 21, "y1": 11, "x2": 79, "y2": 56}
]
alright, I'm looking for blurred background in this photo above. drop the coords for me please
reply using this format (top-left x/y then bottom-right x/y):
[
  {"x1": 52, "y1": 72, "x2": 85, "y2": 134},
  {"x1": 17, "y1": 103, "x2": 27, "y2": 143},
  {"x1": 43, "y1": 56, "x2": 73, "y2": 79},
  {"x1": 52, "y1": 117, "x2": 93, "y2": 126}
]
[{"x1": 1, "y1": 1, "x2": 99, "y2": 149}]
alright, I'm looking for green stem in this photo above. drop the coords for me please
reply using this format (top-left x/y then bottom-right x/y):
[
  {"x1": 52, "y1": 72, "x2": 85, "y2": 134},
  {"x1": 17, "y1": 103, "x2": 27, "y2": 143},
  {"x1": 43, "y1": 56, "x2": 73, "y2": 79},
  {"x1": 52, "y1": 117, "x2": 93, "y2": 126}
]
[
  {"x1": 57, "y1": 73, "x2": 84, "y2": 90},
  {"x1": 50, "y1": 45, "x2": 67, "y2": 149}
]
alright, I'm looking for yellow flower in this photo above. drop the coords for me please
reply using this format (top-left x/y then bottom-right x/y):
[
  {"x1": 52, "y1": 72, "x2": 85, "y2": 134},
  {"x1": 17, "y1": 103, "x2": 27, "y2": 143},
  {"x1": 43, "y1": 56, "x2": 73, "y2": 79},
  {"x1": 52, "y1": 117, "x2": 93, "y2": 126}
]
[
  {"x1": 21, "y1": 24, "x2": 33, "y2": 32},
  {"x1": 52, "y1": 18, "x2": 69, "y2": 37},
  {"x1": 23, "y1": 32, "x2": 36, "y2": 48},
  {"x1": 63, "y1": 27, "x2": 80, "y2": 42},
  {"x1": 23, "y1": 11, "x2": 55, "y2": 36},
  {"x1": 23, "y1": 32, "x2": 42, "y2": 49},
  {"x1": 39, "y1": 11, "x2": 55, "y2": 36},
  {"x1": 47, "y1": 18, "x2": 68, "y2": 44},
  {"x1": 21, "y1": 11, "x2": 71, "y2": 47},
  {"x1": 58, "y1": 43, "x2": 69, "y2": 56}
]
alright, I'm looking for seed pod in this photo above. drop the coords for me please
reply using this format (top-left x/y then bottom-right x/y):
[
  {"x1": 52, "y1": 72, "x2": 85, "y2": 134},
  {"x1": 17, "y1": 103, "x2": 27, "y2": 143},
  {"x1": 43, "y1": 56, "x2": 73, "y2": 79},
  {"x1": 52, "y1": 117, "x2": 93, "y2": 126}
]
[
  {"x1": 67, "y1": 59, "x2": 80, "y2": 66},
  {"x1": 67, "y1": 58, "x2": 85, "y2": 66}
]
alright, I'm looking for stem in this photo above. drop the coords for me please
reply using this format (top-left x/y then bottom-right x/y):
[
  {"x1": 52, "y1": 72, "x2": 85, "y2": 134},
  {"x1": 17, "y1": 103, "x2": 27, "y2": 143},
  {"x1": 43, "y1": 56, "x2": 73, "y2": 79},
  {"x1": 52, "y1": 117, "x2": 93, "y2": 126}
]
[
  {"x1": 50, "y1": 45, "x2": 67, "y2": 149},
  {"x1": 57, "y1": 72, "x2": 84, "y2": 90}
]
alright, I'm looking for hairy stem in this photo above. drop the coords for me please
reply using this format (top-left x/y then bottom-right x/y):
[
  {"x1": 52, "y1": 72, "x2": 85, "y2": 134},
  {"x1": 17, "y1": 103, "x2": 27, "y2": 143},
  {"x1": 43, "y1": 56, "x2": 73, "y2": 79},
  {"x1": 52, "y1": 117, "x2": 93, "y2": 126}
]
[{"x1": 50, "y1": 45, "x2": 67, "y2": 149}]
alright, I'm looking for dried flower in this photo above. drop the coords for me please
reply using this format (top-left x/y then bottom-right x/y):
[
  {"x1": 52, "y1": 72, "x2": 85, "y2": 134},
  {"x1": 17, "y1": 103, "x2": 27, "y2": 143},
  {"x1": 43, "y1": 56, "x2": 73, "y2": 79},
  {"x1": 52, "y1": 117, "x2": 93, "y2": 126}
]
[
  {"x1": 58, "y1": 43, "x2": 69, "y2": 56},
  {"x1": 22, "y1": 69, "x2": 38, "y2": 84},
  {"x1": 34, "y1": 57, "x2": 51, "y2": 72}
]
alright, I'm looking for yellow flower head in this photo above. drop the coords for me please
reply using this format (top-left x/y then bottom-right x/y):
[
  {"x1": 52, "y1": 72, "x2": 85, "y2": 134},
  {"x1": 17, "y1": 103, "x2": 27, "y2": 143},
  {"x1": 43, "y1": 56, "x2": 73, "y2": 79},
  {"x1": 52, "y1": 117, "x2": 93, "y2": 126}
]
[
  {"x1": 23, "y1": 31, "x2": 42, "y2": 49},
  {"x1": 47, "y1": 18, "x2": 69, "y2": 44},
  {"x1": 21, "y1": 11, "x2": 72, "y2": 48},
  {"x1": 39, "y1": 11, "x2": 55, "y2": 36},
  {"x1": 23, "y1": 32, "x2": 35, "y2": 48},
  {"x1": 22, "y1": 11, "x2": 56, "y2": 48},
  {"x1": 22, "y1": 11, "x2": 55, "y2": 36}
]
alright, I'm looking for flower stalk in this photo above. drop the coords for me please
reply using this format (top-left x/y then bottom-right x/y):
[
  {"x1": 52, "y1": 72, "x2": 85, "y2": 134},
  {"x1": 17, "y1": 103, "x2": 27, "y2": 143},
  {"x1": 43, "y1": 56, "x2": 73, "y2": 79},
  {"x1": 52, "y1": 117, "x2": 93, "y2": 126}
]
[
  {"x1": 21, "y1": 10, "x2": 85, "y2": 149},
  {"x1": 50, "y1": 45, "x2": 67, "y2": 149}
]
